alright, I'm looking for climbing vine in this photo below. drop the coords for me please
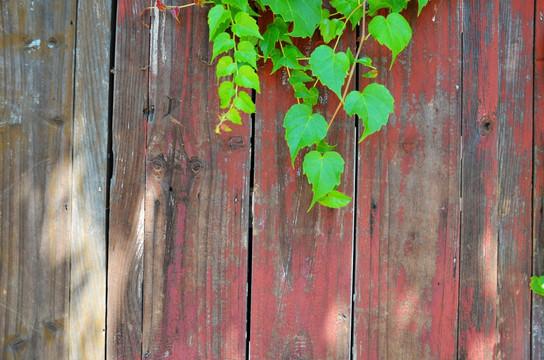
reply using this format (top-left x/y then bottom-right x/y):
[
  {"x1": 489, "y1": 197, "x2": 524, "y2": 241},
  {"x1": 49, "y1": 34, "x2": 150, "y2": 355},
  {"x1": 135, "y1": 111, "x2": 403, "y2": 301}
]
[{"x1": 142, "y1": 0, "x2": 429, "y2": 210}]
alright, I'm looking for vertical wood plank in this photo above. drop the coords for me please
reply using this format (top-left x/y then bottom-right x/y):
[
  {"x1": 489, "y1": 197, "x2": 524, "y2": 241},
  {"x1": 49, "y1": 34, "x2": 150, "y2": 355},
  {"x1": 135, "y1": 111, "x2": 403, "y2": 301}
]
[
  {"x1": 70, "y1": 1, "x2": 111, "y2": 358},
  {"x1": 458, "y1": 0, "x2": 533, "y2": 358},
  {"x1": 107, "y1": 0, "x2": 149, "y2": 358},
  {"x1": 250, "y1": 23, "x2": 356, "y2": 360},
  {"x1": 141, "y1": 6, "x2": 250, "y2": 359},
  {"x1": 533, "y1": 0, "x2": 544, "y2": 356},
  {"x1": 354, "y1": 2, "x2": 461, "y2": 359},
  {"x1": 0, "y1": 0, "x2": 76, "y2": 358}
]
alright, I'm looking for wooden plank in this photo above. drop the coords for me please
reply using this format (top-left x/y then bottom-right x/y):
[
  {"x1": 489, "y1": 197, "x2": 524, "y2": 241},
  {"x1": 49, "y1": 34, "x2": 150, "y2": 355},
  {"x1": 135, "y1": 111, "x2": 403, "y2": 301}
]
[
  {"x1": 354, "y1": 2, "x2": 461, "y2": 359},
  {"x1": 458, "y1": 0, "x2": 533, "y2": 358},
  {"x1": 0, "y1": 1, "x2": 76, "y2": 359},
  {"x1": 533, "y1": 0, "x2": 544, "y2": 356},
  {"x1": 250, "y1": 22, "x2": 356, "y2": 360},
  {"x1": 70, "y1": 1, "x2": 111, "y2": 358},
  {"x1": 107, "y1": 0, "x2": 149, "y2": 358},
  {"x1": 141, "y1": 6, "x2": 250, "y2": 359}
]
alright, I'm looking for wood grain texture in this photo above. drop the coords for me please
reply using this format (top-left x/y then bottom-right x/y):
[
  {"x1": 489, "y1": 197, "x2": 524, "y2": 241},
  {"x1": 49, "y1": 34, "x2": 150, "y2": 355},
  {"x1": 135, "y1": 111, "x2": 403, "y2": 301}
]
[
  {"x1": 141, "y1": 6, "x2": 250, "y2": 359},
  {"x1": 250, "y1": 20, "x2": 356, "y2": 360},
  {"x1": 107, "y1": 0, "x2": 149, "y2": 358},
  {"x1": 70, "y1": 1, "x2": 111, "y2": 358},
  {"x1": 458, "y1": 0, "x2": 533, "y2": 358},
  {"x1": 354, "y1": 2, "x2": 461, "y2": 359},
  {"x1": 533, "y1": 0, "x2": 544, "y2": 357},
  {"x1": 0, "y1": 0, "x2": 77, "y2": 359}
]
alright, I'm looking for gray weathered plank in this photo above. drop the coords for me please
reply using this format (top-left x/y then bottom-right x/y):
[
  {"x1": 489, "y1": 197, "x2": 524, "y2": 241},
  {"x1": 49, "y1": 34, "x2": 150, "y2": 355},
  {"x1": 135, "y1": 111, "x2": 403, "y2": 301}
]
[
  {"x1": 107, "y1": 0, "x2": 149, "y2": 358},
  {"x1": 70, "y1": 0, "x2": 111, "y2": 358},
  {"x1": 532, "y1": 0, "x2": 544, "y2": 357},
  {"x1": 0, "y1": 0, "x2": 77, "y2": 358},
  {"x1": 458, "y1": 0, "x2": 533, "y2": 358}
]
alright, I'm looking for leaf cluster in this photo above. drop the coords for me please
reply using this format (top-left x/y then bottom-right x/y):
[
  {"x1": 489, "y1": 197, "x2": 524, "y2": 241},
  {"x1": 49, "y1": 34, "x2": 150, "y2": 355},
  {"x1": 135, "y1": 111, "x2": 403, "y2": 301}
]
[{"x1": 149, "y1": 0, "x2": 429, "y2": 210}]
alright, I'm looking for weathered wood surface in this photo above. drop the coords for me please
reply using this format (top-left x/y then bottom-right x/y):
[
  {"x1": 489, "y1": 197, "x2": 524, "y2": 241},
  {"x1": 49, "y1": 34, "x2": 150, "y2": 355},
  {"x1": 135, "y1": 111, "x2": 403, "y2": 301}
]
[
  {"x1": 0, "y1": 1, "x2": 76, "y2": 358},
  {"x1": 458, "y1": 0, "x2": 533, "y2": 359},
  {"x1": 250, "y1": 21, "x2": 356, "y2": 360},
  {"x1": 107, "y1": 0, "x2": 149, "y2": 358},
  {"x1": 142, "y1": 6, "x2": 250, "y2": 359},
  {"x1": 533, "y1": 0, "x2": 544, "y2": 357},
  {"x1": 70, "y1": 1, "x2": 111, "y2": 358},
  {"x1": 354, "y1": 2, "x2": 461, "y2": 359}
]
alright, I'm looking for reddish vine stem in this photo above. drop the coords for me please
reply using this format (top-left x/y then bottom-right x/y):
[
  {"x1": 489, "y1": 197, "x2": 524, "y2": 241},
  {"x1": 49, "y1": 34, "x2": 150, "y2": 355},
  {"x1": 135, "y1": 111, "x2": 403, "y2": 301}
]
[{"x1": 327, "y1": 0, "x2": 367, "y2": 132}]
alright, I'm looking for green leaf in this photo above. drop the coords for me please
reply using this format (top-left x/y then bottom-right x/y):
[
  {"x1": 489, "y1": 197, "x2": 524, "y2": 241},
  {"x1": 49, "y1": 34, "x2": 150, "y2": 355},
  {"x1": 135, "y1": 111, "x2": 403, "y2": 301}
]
[
  {"x1": 362, "y1": 69, "x2": 378, "y2": 78},
  {"x1": 260, "y1": 24, "x2": 280, "y2": 60},
  {"x1": 302, "y1": 151, "x2": 345, "y2": 210},
  {"x1": 344, "y1": 83, "x2": 394, "y2": 141},
  {"x1": 531, "y1": 276, "x2": 544, "y2": 296},
  {"x1": 234, "y1": 65, "x2": 260, "y2": 93},
  {"x1": 356, "y1": 56, "x2": 373, "y2": 67},
  {"x1": 218, "y1": 81, "x2": 235, "y2": 108},
  {"x1": 367, "y1": 0, "x2": 409, "y2": 14},
  {"x1": 225, "y1": 107, "x2": 242, "y2": 124},
  {"x1": 283, "y1": 104, "x2": 328, "y2": 166},
  {"x1": 309, "y1": 45, "x2": 350, "y2": 98},
  {"x1": 316, "y1": 139, "x2": 337, "y2": 153},
  {"x1": 368, "y1": 13, "x2": 412, "y2": 67},
  {"x1": 319, "y1": 18, "x2": 344, "y2": 44},
  {"x1": 318, "y1": 190, "x2": 351, "y2": 208},
  {"x1": 418, "y1": 0, "x2": 429, "y2": 16},
  {"x1": 262, "y1": 0, "x2": 322, "y2": 38},
  {"x1": 212, "y1": 32, "x2": 235, "y2": 61},
  {"x1": 216, "y1": 56, "x2": 237, "y2": 79},
  {"x1": 233, "y1": 91, "x2": 255, "y2": 113},
  {"x1": 289, "y1": 70, "x2": 314, "y2": 84},
  {"x1": 208, "y1": 5, "x2": 231, "y2": 41},
  {"x1": 235, "y1": 40, "x2": 258, "y2": 68},
  {"x1": 291, "y1": 84, "x2": 319, "y2": 106},
  {"x1": 232, "y1": 12, "x2": 264, "y2": 39},
  {"x1": 222, "y1": 0, "x2": 252, "y2": 14},
  {"x1": 330, "y1": 0, "x2": 364, "y2": 29},
  {"x1": 270, "y1": 45, "x2": 306, "y2": 73}
]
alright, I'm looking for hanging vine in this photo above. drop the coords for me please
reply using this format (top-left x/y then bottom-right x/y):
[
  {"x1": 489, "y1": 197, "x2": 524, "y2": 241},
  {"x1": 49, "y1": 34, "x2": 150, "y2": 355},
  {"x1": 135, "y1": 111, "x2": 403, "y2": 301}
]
[{"x1": 142, "y1": 0, "x2": 429, "y2": 210}]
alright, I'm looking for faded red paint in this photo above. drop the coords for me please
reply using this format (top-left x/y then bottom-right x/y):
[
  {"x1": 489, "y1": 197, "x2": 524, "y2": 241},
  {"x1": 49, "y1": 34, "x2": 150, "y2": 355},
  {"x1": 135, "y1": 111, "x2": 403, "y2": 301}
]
[
  {"x1": 250, "y1": 26, "x2": 355, "y2": 357},
  {"x1": 355, "y1": 1, "x2": 461, "y2": 359}
]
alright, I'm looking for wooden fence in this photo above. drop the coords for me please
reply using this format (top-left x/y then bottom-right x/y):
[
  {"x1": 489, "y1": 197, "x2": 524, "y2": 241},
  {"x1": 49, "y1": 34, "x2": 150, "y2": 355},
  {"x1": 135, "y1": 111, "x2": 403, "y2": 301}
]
[{"x1": 1, "y1": 0, "x2": 543, "y2": 359}]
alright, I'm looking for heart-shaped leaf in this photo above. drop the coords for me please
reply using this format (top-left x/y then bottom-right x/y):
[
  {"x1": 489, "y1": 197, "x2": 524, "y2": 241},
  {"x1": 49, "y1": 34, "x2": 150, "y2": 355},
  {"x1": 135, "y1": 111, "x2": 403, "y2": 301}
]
[
  {"x1": 262, "y1": 0, "x2": 322, "y2": 38},
  {"x1": 284, "y1": 104, "x2": 328, "y2": 166},
  {"x1": 234, "y1": 65, "x2": 260, "y2": 93},
  {"x1": 303, "y1": 151, "x2": 345, "y2": 210},
  {"x1": 368, "y1": 13, "x2": 412, "y2": 68},
  {"x1": 344, "y1": 83, "x2": 394, "y2": 141},
  {"x1": 531, "y1": 276, "x2": 544, "y2": 296},
  {"x1": 309, "y1": 45, "x2": 350, "y2": 99},
  {"x1": 318, "y1": 190, "x2": 351, "y2": 208}
]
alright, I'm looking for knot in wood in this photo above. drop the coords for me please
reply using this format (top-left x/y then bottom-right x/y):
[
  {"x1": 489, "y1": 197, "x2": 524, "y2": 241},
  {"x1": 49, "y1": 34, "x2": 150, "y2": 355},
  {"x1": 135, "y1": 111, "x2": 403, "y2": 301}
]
[
  {"x1": 8, "y1": 336, "x2": 27, "y2": 353},
  {"x1": 400, "y1": 137, "x2": 417, "y2": 153},
  {"x1": 152, "y1": 154, "x2": 166, "y2": 174},
  {"x1": 189, "y1": 158, "x2": 203, "y2": 173},
  {"x1": 228, "y1": 136, "x2": 245, "y2": 150},
  {"x1": 44, "y1": 320, "x2": 62, "y2": 334},
  {"x1": 480, "y1": 115, "x2": 493, "y2": 136}
]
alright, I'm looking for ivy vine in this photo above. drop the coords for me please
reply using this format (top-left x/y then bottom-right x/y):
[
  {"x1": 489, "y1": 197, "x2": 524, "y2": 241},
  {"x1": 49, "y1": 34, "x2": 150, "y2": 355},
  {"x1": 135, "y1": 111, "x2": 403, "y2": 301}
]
[{"x1": 142, "y1": 0, "x2": 429, "y2": 211}]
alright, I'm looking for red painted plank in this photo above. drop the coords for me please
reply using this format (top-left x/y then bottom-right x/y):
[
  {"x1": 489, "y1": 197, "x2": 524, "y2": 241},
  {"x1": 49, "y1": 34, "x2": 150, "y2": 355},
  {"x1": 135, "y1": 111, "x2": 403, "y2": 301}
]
[
  {"x1": 533, "y1": 0, "x2": 544, "y2": 357},
  {"x1": 107, "y1": 0, "x2": 149, "y2": 358},
  {"x1": 142, "y1": 7, "x2": 250, "y2": 359},
  {"x1": 354, "y1": 2, "x2": 461, "y2": 359},
  {"x1": 250, "y1": 27, "x2": 356, "y2": 360},
  {"x1": 458, "y1": 0, "x2": 533, "y2": 358}
]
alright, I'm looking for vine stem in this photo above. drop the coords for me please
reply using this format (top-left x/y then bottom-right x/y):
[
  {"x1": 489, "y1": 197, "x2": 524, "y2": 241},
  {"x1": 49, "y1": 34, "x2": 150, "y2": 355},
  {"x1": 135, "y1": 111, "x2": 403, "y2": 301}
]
[{"x1": 327, "y1": 0, "x2": 367, "y2": 132}]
